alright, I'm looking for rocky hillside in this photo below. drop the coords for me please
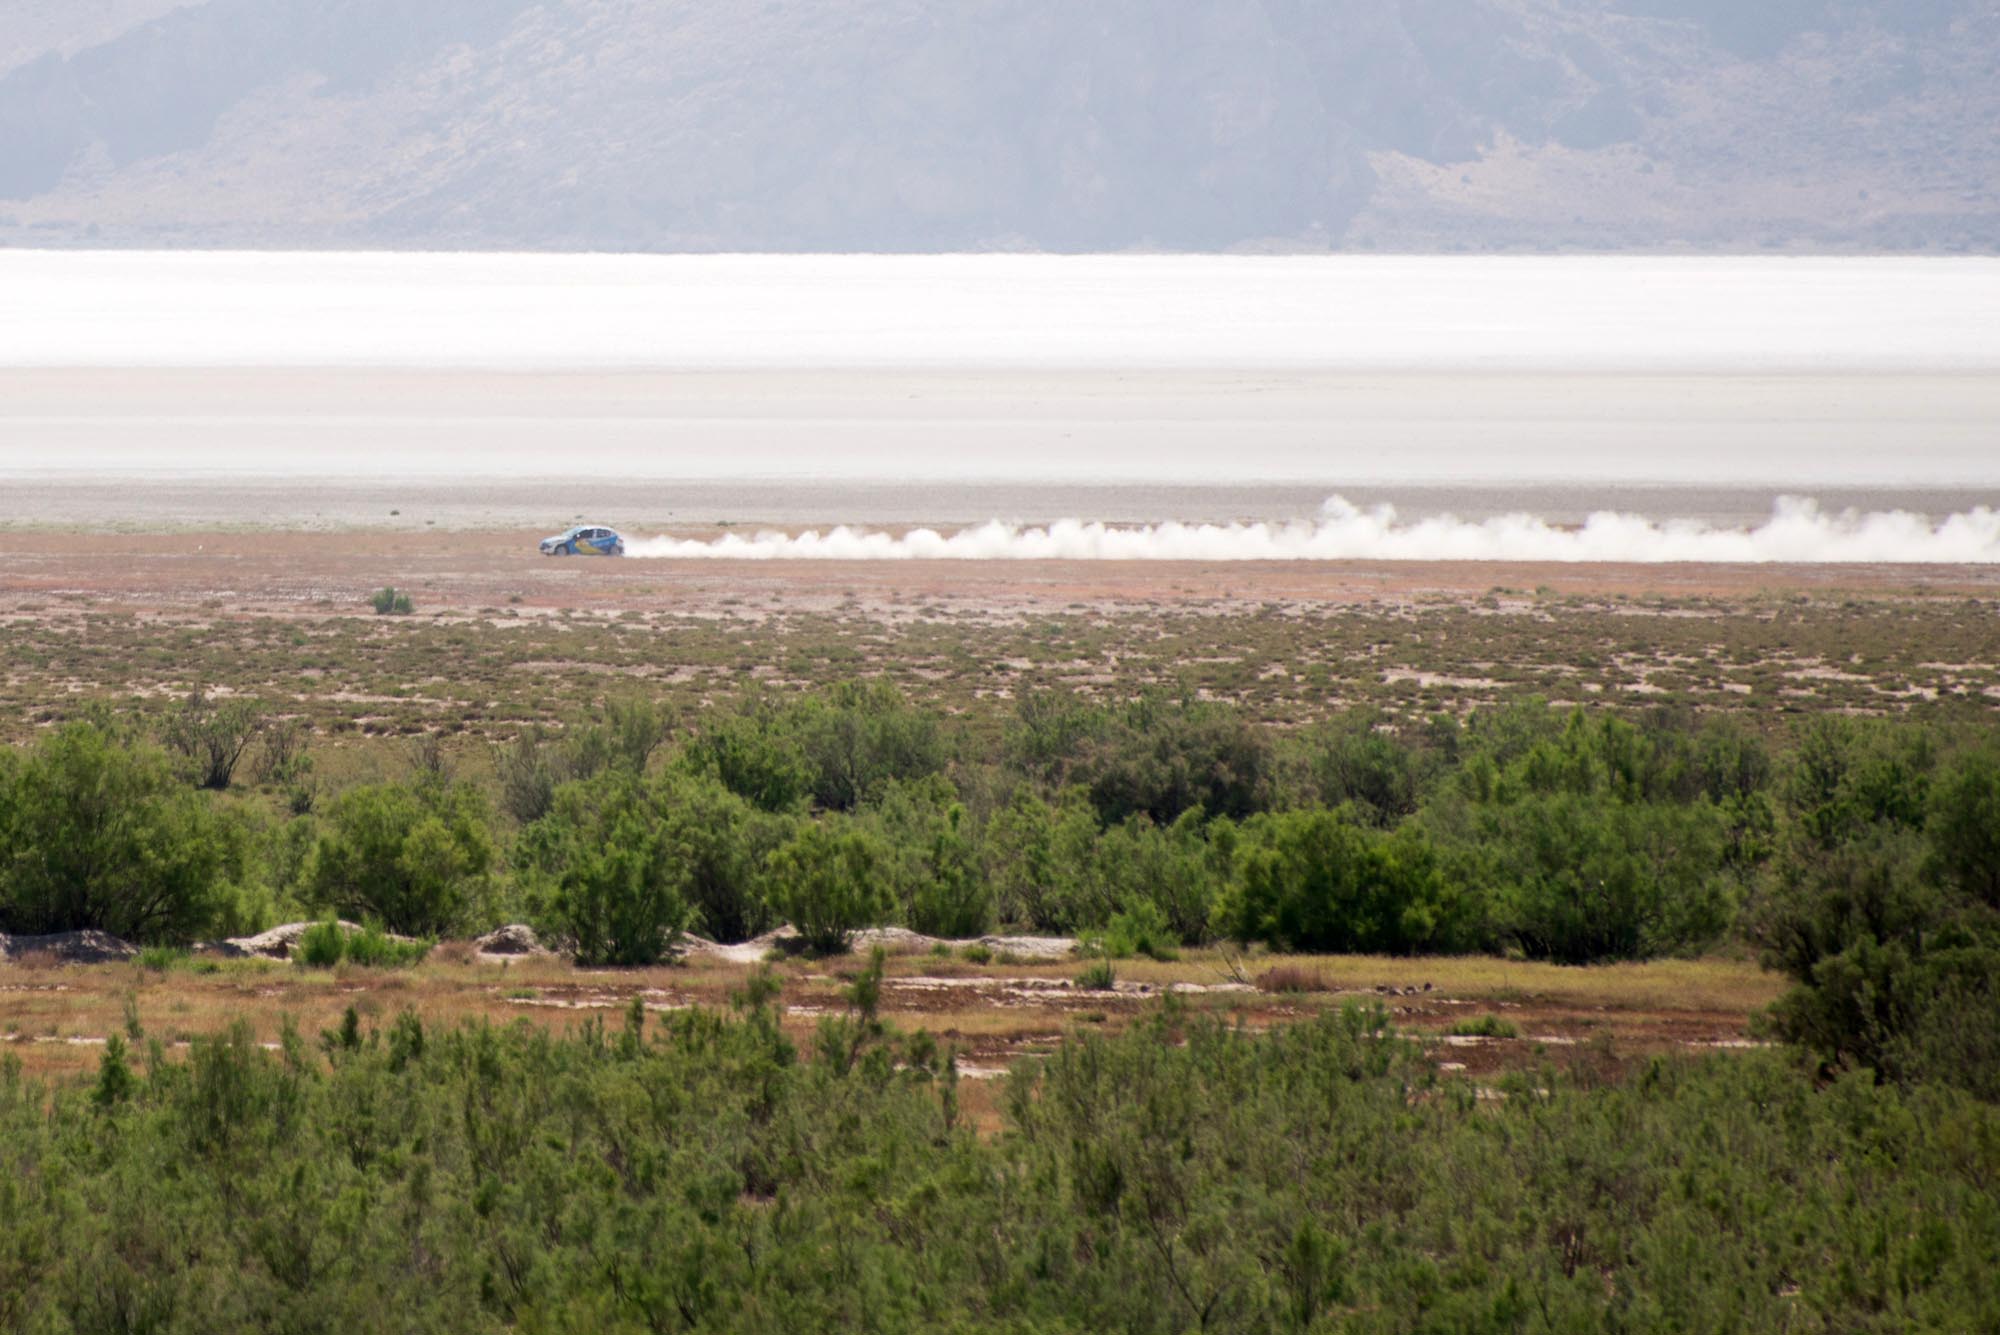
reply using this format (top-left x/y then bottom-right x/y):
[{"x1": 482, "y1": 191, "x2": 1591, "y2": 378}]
[{"x1": 0, "y1": 0, "x2": 1993, "y2": 251}]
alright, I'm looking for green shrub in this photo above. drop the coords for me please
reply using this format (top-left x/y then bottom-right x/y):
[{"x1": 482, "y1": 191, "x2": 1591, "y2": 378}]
[
  {"x1": 1448, "y1": 1014, "x2": 1519, "y2": 1039},
  {"x1": 551, "y1": 805, "x2": 694, "y2": 966},
  {"x1": 1, "y1": 1004, "x2": 1998, "y2": 1330},
  {"x1": 690, "y1": 682, "x2": 945, "y2": 815},
  {"x1": 868, "y1": 781, "x2": 992, "y2": 938},
  {"x1": 1471, "y1": 794, "x2": 1735, "y2": 964},
  {"x1": 296, "y1": 916, "x2": 347, "y2": 968},
  {"x1": 1072, "y1": 691, "x2": 1272, "y2": 826},
  {"x1": 793, "y1": 681, "x2": 946, "y2": 812},
  {"x1": 370, "y1": 586, "x2": 415, "y2": 615},
  {"x1": 0, "y1": 723, "x2": 236, "y2": 943},
  {"x1": 1929, "y1": 744, "x2": 2000, "y2": 907},
  {"x1": 133, "y1": 946, "x2": 192, "y2": 973},
  {"x1": 1290, "y1": 710, "x2": 1435, "y2": 827},
  {"x1": 1075, "y1": 959, "x2": 1117, "y2": 990},
  {"x1": 768, "y1": 820, "x2": 891, "y2": 954},
  {"x1": 344, "y1": 922, "x2": 430, "y2": 968},
  {"x1": 294, "y1": 918, "x2": 428, "y2": 969},
  {"x1": 1098, "y1": 899, "x2": 1179, "y2": 961},
  {"x1": 519, "y1": 770, "x2": 771, "y2": 955},
  {"x1": 982, "y1": 786, "x2": 1104, "y2": 932},
  {"x1": 1749, "y1": 824, "x2": 2000, "y2": 1096},
  {"x1": 1217, "y1": 809, "x2": 1466, "y2": 955},
  {"x1": 304, "y1": 778, "x2": 494, "y2": 936},
  {"x1": 1091, "y1": 809, "x2": 1233, "y2": 945}
]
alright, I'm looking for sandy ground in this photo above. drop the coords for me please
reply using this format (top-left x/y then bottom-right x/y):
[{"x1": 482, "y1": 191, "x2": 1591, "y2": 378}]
[{"x1": 3, "y1": 528, "x2": 1996, "y2": 618}]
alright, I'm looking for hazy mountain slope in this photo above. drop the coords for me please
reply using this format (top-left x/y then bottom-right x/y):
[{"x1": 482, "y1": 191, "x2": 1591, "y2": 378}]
[{"x1": 0, "y1": 0, "x2": 1992, "y2": 251}]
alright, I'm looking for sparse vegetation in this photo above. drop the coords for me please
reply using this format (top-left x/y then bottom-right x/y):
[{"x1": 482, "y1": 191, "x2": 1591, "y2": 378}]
[{"x1": 2, "y1": 569, "x2": 1998, "y2": 1332}]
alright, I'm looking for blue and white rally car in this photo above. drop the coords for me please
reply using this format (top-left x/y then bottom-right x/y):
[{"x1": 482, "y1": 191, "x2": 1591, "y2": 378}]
[{"x1": 540, "y1": 524, "x2": 625, "y2": 557}]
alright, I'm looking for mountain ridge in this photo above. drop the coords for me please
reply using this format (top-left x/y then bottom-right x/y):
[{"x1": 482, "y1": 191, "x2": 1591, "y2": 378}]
[{"x1": 1, "y1": 0, "x2": 1994, "y2": 252}]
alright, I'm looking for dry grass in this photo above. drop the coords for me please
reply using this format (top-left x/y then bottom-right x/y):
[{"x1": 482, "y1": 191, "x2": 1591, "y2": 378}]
[
  {"x1": 1255, "y1": 964, "x2": 1333, "y2": 994},
  {"x1": 0, "y1": 948, "x2": 1787, "y2": 1087}
]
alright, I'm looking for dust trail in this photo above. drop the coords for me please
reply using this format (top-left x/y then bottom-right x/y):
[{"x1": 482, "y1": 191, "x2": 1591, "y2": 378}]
[{"x1": 624, "y1": 497, "x2": 2000, "y2": 563}]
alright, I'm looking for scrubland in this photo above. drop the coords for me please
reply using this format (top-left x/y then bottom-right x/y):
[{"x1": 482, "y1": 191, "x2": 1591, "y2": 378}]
[{"x1": 1, "y1": 539, "x2": 1997, "y2": 1330}]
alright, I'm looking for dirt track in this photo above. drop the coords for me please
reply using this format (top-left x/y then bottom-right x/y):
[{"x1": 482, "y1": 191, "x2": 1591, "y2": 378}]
[{"x1": 3, "y1": 529, "x2": 1993, "y2": 619}]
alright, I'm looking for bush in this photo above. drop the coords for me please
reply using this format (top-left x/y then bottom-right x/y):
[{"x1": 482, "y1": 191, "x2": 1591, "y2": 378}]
[
  {"x1": 1217, "y1": 810, "x2": 1466, "y2": 955},
  {"x1": 653, "y1": 772, "x2": 786, "y2": 944},
  {"x1": 160, "y1": 686, "x2": 263, "y2": 790},
  {"x1": 304, "y1": 779, "x2": 494, "y2": 936},
  {"x1": 1290, "y1": 710, "x2": 1435, "y2": 827},
  {"x1": 296, "y1": 917, "x2": 347, "y2": 968},
  {"x1": 370, "y1": 586, "x2": 415, "y2": 615},
  {"x1": 1073, "y1": 692, "x2": 1272, "y2": 826},
  {"x1": 1095, "y1": 900, "x2": 1179, "y2": 961},
  {"x1": 345, "y1": 922, "x2": 430, "y2": 968},
  {"x1": 1449, "y1": 1014, "x2": 1519, "y2": 1039},
  {"x1": 1, "y1": 1004, "x2": 1998, "y2": 1329},
  {"x1": 689, "y1": 683, "x2": 946, "y2": 815},
  {"x1": 1929, "y1": 744, "x2": 2000, "y2": 908},
  {"x1": 867, "y1": 780, "x2": 992, "y2": 938},
  {"x1": 295, "y1": 917, "x2": 430, "y2": 969},
  {"x1": 520, "y1": 770, "x2": 779, "y2": 948},
  {"x1": 981, "y1": 786, "x2": 1104, "y2": 932},
  {"x1": 134, "y1": 945, "x2": 193, "y2": 973},
  {"x1": 0, "y1": 723, "x2": 236, "y2": 943},
  {"x1": 1091, "y1": 809, "x2": 1233, "y2": 944},
  {"x1": 686, "y1": 694, "x2": 815, "y2": 814},
  {"x1": 1472, "y1": 795, "x2": 1735, "y2": 964},
  {"x1": 1749, "y1": 824, "x2": 2000, "y2": 1095},
  {"x1": 1075, "y1": 959, "x2": 1118, "y2": 990},
  {"x1": 767, "y1": 819, "x2": 892, "y2": 954},
  {"x1": 795, "y1": 681, "x2": 947, "y2": 813},
  {"x1": 498, "y1": 700, "x2": 675, "y2": 825},
  {"x1": 551, "y1": 803, "x2": 695, "y2": 966}
]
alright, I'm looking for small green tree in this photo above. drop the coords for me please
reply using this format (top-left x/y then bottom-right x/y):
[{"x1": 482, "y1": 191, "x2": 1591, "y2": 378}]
[
  {"x1": 768, "y1": 820, "x2": 891, "y2": 954},
  {"x1": 686, "y1": 694, "x2": 815, "y2": 814},
  {"x1": 1929, "y1": 745, "x2": 2000, "y2": 908},
  {"x1": 982, "y1": 786, "x2": 1104, "y2": 932},
  {"x1": 1475, "y1": 795, "x2": 1734, "y2": 964},
  {"x1": 1218, "y1": 809, "x2": 1465, "y2": 955},
  {"x1": 91, "y1": 1035, "x2": 137, "y2": 1109},
  {"x1": 160, "y1": 685, "x2": 262, "y2": 790},
  {"x1": 0, "y1": 723, "x2": 235, "y2": 942},
  {"x1": 552, "y1": 801, "x2": 694, "y2": 966},
  {"x1": 304, "y1": 780, "x2": 493, "y2": 936},
  {"x1": 867, "y1": 779, "x2": 991, "y2": 939}
]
